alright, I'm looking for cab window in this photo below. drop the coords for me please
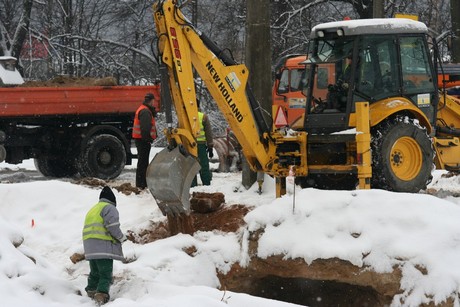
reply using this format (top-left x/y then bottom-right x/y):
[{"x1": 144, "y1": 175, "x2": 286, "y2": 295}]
[
  {"x1": 290, "y1": 68, "x2": 304, "y2": 92},
  {"x1": 400, "y1": 36, "x2": 435, "y2": 93},
  {"x1": 277, "y1": 69, "x2": 289, "y2": 94}
]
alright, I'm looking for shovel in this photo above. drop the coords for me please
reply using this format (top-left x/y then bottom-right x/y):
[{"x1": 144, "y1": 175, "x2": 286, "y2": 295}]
[{"x1": 146, "y1": 145, "x2": 201, "y2": 216}]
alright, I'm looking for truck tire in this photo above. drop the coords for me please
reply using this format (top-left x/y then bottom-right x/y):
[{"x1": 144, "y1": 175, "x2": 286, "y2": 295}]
[
  {"x1": 34, "y1": 156, "x2": 78, "y2": 178},
  {"x1": 371, "y1": 116, "x2": 434, "y2": 193},
  {"x1": 77, "y1": 134, "x2": 126, "y2": 179}
]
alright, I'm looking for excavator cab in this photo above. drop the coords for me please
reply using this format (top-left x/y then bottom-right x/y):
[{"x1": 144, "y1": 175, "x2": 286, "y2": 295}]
[
  {"x1": 303, "y1": 19, "x2": 438, "y2": 134},
  {"x1": 293, "y1": 19, "x2": 443, "y2": 192}
]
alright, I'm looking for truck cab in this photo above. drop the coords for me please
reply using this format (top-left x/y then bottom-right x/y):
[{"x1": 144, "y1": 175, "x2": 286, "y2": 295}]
[
  {"x1": 272, "y1": 55, "x2": 307, "y2": 125},
  {"x1": 0, "y1": 56, "x2": 24, "y2": 86},
  {"x1": 272, "y1": 54, "x2": 335, "y2": 126}
]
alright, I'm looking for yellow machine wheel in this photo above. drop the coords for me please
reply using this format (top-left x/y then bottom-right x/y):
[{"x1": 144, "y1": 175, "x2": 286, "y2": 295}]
[
  {"x1": 371, "y1": 116, "x2": 434, "y2": 193},
  {"x1": 390, "y1": 136, "x2": 423, "y2": 181}
]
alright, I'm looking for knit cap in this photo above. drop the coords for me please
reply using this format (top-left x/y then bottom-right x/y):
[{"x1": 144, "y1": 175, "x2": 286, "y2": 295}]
[{"x1": 99, "y1": 186, "x2": 116, "y2": 204}]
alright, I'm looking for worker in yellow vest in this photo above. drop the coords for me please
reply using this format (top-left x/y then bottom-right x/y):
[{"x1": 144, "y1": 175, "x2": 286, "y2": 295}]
[
  {"x1": 192, "y1": 99, "x2": 214, "y2": 186},
  {"x1": 82, "y1": 186, "x2": 127, "y2": 305}
]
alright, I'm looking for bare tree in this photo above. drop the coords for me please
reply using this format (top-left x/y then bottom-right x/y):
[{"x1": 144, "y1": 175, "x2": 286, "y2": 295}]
[
  {"x1": 1, "y1": 0, "x2": 458, "y2": 85},
  {"x1": 0, "y1": 0, "x2": 33, "y2": 61},
  {"x1": 270, "y1": 0, "x2": 456, "y2": 64},
  {"x1": 19, "y1": 0, "x2": 159, "y2": 83}
]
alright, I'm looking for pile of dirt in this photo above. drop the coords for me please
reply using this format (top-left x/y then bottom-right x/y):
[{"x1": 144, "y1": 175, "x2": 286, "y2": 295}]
[
  {"x1": 192, "y1": 204, "x2": 249, "y2": 233},
  {"x1": 20, "y1": 76, "x2": 117, "y2": 87},
  {"x1": 191, "y1": 191, "x2": 225, "y2": 213},
  {"x1": 127, "y1": 204, "x2": 250, "y2": 244}
]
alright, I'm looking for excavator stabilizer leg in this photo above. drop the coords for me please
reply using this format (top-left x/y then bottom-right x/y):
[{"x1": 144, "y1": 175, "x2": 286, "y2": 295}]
[{"x1": 146, "y1": 146, "x2": 201, "y2": 216}]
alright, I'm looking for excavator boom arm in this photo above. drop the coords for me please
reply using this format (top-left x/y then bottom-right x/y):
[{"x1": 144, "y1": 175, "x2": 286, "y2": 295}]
[
  {"x1": 153, "y1": 0, "x2": 272, "y2": 167},
  {"x1": 147, "y1": 0, "x2": 307, "y2": 216}
]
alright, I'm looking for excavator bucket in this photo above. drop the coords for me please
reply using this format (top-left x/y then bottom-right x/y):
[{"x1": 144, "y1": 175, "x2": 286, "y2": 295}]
[{"x1": 146, "y1": 146, "x2": 201, "y2": 216}]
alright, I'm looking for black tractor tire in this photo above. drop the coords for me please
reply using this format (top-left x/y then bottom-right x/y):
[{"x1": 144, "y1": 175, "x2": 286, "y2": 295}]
[
  {"x1": 371, "y1": 116, "x2": 434, "y2": 193},
  {"x1": 77, "y1": 134, "x2": 126, "y2": 179},
  {"x1": 34, "y1": 156, "x2": 78, "y2": 178}
]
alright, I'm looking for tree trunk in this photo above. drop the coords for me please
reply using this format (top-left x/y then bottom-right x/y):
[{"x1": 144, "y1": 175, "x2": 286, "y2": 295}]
[
  {"x1": 243, "y1": 0, "x2": 272, "y2": 189},
  {"x1": 372, "y1": 0, "x2": 384, "y2": 18},
  {"x1": 452, "y1": 0, "x2": 460, "y2": 62},
  {"x1": 0, "y1": 21, "x2": 8, "y2": 56},
  {"x1": 63, "y1": 0, "x2": 74, "y2": 76},
  {"x1": 11, "y1": 0, "x2": 33, "y2": 67}
]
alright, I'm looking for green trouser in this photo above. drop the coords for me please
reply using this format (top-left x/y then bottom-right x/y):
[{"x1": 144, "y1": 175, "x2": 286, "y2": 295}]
[
  {"x1": 85, "y1": 259, "x2": 113, "y2": 294},
  {"x1": 192, "y1": 143, "x2": 212, "y2": 186}
]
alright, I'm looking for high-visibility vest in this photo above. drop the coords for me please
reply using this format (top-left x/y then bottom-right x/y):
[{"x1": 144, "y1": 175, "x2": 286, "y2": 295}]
[
  {"x1": 132, "y1": 105, "x2": 157, "y2": 139},
  {"x1": 197, "y1": 112, "x2": 205, "y2": 142},
  {"x1": 82, "y1": 202, "x2": 116, "y2": 243}
]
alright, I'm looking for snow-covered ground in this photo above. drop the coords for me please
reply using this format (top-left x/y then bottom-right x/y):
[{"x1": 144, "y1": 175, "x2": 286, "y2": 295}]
[{"x1": 1, "y1": 148, "x2": 460, "y2": 307}]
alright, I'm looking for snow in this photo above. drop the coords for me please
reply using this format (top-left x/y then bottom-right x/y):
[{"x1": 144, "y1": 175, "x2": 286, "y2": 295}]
[
  {"x1": 311, "y1": 18, "x2": 428, "y2": 38},
  {"x1": 1, "y1": 148, "x2": 460, "y2": 306},
  {"x1": 0, "y1": 56, "x2": 25, "y2": 85}
]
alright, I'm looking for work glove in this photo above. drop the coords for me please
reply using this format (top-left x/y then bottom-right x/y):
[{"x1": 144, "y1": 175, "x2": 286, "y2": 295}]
[
  {"x1": 207, "y1": 146, "x2": 214, "y2": 159},
  {"x1": 119, "y1": 234, "x2": 128, "y2": 243}
]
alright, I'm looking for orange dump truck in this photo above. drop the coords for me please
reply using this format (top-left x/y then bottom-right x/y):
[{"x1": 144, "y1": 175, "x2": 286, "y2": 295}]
[
  {"x1": 440, "y1": 63, "x2": 460, "y2": 98},
  {"x1": 0, "y1": 81, "x2": 160, "y2": 179}
]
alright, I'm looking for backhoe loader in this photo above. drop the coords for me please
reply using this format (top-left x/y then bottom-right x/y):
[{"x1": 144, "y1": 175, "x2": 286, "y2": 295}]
[{"x1": 147, "y1": 0, "x2": 460, "y2": 218}]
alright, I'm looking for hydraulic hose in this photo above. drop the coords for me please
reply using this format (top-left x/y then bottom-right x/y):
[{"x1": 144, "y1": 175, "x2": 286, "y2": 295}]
[
  {"x1": 436, "y1": 125, "x2": 460, "y2": 137},
  {"x1": 159, "y1": 60, "x2": 173, "y2": 126}
]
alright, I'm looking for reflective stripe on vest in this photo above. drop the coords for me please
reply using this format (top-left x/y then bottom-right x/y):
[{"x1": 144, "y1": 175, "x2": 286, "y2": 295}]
[
  {"x1": 132, "y1": 105, "x2": 157, "y2": 139},
  {"x1": 82, "y1": 201, "x2": 116, "y2": 242},
  {"x1": 196, "y1": 112, "x2": 205, "y2": 142}
]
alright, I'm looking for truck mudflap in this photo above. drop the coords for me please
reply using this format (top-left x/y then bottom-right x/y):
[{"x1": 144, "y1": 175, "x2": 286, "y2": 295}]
[{"x1": 146, "y1": 145, "x2": 201, "y2": 217}]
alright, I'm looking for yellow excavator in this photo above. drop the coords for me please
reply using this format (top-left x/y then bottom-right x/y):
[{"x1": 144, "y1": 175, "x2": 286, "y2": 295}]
[{"x1": 147, "y1": 0, "x2": 460, "y2": 218}]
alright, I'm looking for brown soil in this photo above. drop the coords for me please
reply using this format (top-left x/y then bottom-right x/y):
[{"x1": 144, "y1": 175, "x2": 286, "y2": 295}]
[
  {"x1": 193, "y1": 204, "x2": 249, "y2": 233},
  {"x1": 127, "y1": 204, "x2": 250, "y2": 244},
  {"x1": 73, "y1": 178, "x2": 249, "y2": 241},
  {"x1": 20, "y1": 76, "x2": 118, "y2": 87}
]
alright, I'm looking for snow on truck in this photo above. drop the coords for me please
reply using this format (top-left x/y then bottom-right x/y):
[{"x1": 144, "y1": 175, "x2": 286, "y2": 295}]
[{"x1": 0, "y1": 56, "x2": 160, "y2": 179}]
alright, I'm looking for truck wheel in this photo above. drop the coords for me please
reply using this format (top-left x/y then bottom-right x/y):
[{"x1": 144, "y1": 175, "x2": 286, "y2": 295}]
[
  {"x1": 371, "y1": 116, "x2": 434, "y2": 193},
  {"x1": 34, "y1": 156, "x2": 78, "y2": 178},
  {"x1": 78, "y1": 134, "x2": 126, "y2": 179}
]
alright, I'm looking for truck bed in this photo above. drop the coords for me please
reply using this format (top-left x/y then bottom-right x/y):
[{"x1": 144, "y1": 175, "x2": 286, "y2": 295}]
[
  {"x1": 439, "y1": 63, "x2": 460, "y2": 88},
  {"x1": 0, "y1": 85, "x2": 160, "y2": 118}
]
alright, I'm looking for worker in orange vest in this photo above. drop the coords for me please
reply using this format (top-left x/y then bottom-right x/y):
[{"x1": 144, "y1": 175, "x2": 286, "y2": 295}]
[{"x1": 132, "y1": 93, "x2": 157, "y2": 189}]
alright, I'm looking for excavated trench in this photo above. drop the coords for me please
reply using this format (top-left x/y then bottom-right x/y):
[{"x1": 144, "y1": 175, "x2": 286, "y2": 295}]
[
  {"x1": 185, "y1": 200, "x2": 398, "y2": 306},
  {"x1": 239, "y1": 276, "x2": 383, "y2": 307},
  {"x1": 69, "y1": 186, "x2": 455, "y2": 306},
  {"x1": 126, "y1": 199, "x2": 399, "y2": 307},
  {"x1": 217, "y1": 254, "x2": 399, "y2": 307},
  {"x1": 63, "y1": 181, "x2": 460, "y2": 306}
]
